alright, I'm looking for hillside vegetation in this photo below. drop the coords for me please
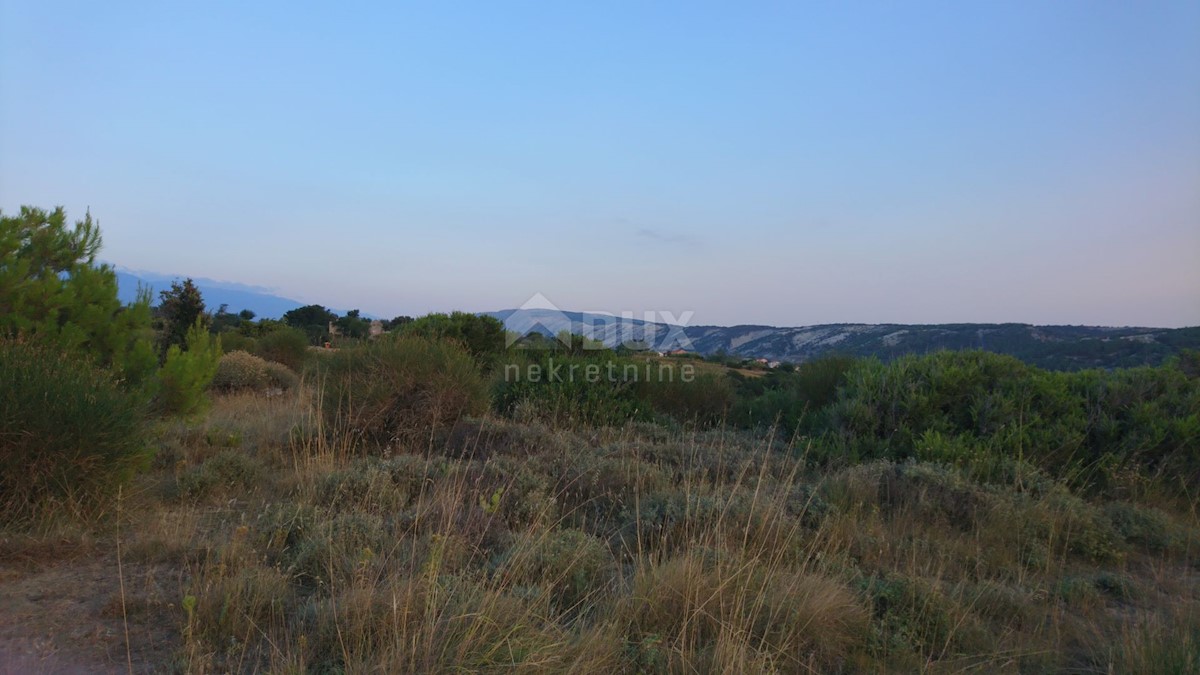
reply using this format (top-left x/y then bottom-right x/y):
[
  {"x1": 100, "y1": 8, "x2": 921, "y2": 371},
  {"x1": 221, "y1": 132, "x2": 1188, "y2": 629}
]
[
  {"x1": 7, "y1": 339, "x2": 1198, "y2": 672},
  {"x1": 3, "y1": 207, "x2": 1198, "y2": 672}
]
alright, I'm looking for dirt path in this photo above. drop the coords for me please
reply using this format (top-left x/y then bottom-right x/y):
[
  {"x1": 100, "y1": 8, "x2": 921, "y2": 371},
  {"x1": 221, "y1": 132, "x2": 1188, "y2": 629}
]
[{"x1": 0, "y1": 552, "x2": 178, "y2": 674}]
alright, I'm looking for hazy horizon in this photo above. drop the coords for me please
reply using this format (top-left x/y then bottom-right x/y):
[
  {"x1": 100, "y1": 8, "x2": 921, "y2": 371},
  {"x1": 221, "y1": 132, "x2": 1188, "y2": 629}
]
[{"x1": 3, "y1": 2, "x2": 1198, "y2": 327}]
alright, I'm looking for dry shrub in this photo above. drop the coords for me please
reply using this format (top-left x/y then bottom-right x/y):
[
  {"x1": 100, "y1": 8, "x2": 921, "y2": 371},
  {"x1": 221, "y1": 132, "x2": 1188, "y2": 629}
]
[
  {"x1": 495, "y1": 528, "x2": 618, "y2": 613},
  {"x1": 290, "y1": 512, "x2": 392, "y2": 588},
  {"x1": 201, "y1": 388, "x2": 312, "y2": 457},
  {"x1": 211, "y1": 350, "x2": 269, "y2": 391},
  {"x1": 298, "y1": 576, "x2": 601, "y2": 673},
  {"x1": 321, "y1": 335, "x2": 488, "y2": 447},
  {"x1": 314, "y1": 455, "x2": 438, "y2": 513},
  {"x1": 624, "y1": 552, "x2": 868, "y2": 669},
  {"x1": 442, "y1": 417, "x2": 573, "y2": 461},
  {"x1": 192, "y1": 564, "x2": 289, "y2": 646},
  {"x1": 212, "y1": 350, "x2": 298, "y2": 393},
  {"x1": 176, "y1": 449, "x2": 268, "y2": 502},
  {"x1": 1100, "y1": 607, "x2": 1200, "y2": 674}
]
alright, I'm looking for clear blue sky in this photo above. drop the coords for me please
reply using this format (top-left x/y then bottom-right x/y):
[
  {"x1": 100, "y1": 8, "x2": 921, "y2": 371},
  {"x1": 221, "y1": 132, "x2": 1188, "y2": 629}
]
[{"x1": 2, "y1": 1, "x2": 1197, "y2": 327}]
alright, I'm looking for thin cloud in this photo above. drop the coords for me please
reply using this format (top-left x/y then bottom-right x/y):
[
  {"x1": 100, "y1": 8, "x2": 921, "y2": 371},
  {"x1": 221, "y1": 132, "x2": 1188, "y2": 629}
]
[{"x1": 634, "y1": 226, "x2": 702, "y2": 248}]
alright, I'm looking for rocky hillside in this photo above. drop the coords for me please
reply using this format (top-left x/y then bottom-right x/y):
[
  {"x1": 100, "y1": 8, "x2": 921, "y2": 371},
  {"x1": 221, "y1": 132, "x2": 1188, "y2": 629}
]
[{"x1": 486, "y1": 309, "x2": 1200, "y2": 370}]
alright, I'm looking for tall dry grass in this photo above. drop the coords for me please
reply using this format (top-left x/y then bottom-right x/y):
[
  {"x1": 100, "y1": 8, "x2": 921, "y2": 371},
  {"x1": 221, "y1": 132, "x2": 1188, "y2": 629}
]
[{"x1": 81, "y1": 381, "x2": 1199, "y2": 673}]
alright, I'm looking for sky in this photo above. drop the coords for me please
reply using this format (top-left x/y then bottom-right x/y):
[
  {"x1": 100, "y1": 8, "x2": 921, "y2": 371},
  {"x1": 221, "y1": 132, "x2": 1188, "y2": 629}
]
[{"x1": 2, "y1": 1, "x2": 1198, "y2": 328}]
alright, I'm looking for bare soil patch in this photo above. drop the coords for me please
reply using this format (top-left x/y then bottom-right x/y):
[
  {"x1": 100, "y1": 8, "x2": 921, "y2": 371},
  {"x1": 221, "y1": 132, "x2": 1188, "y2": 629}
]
[{"x1": 0, "y1": 550, "x2": 178, "y2": 674}]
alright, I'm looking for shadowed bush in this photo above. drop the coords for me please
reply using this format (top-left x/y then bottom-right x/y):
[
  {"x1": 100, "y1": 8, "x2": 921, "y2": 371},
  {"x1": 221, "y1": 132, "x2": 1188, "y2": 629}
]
[
  {"x1": 264, "y1": 360, "x2": 299, "y2": 391},
  {"x1": 731, "y1": 354, "x2": 858, "y2": 432},
  {"x1": 254, "y1": 326, "x2": 310, "y2": 372},
  {"x1": 177, "y1": 449, "x2": 269, "y2": 502},
  {"x1": 493, "y1": 353, "x2": 647, "y2": 427},
  {"x1": 0, "y1": 340, "x2": 150, "y2": 523},
  {"x1": 637, "y1": 370, "x2": 736, "y2": 426},
  {"x1": 321, "y1": 335, "x2": 489, "y2": 446}
]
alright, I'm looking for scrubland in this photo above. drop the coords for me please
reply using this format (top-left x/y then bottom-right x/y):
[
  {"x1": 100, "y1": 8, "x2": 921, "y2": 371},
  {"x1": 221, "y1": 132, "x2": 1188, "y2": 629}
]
[{"x1": 5, "y1": 337, "x2": 1198, "y2": 674}]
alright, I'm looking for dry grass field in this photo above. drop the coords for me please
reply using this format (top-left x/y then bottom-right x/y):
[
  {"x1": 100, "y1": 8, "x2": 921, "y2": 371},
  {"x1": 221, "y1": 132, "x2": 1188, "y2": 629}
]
[{"x1": 3, "y1": 379, "x2": 1197, "y2": 673}]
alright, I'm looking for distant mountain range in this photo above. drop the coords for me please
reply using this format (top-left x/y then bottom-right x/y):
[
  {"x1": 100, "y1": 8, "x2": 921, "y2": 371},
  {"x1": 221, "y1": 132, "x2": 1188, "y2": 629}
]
[
  {"x1": 110, "y1": 268, "x2": 1198, "y2": 370},
  {"x1": 485, "y1": 308, "x2": 1200, "y2": 371},
  {"x1": 113, "y1": 268, "x2": 371, "y2": 319}
]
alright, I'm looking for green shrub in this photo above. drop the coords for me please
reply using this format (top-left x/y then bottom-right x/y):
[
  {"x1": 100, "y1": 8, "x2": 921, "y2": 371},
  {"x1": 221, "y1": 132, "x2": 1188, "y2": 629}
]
[
  {"x1": 218, "y1": 331, "x2": 257, "y2": 354},
  {"x1": 321, "y1": 335, "x2": 489, "y2": 445},
  {"x1": 400, "y1": 311, "x2": 506, "y2": 368},
  {"x1": 204, "y1": 427, "x2": 243, "y2": 448},
  {"x1": 731, "y1": 354, "x2": 857, "y2": 432},
  {"x1": 0, "y1": 340, "x2": 150, "y2": 522},
  {"x1": 637, "y1": 370, "x2": 735, "y2": 426},
  {"x1": 255, "y1": 326, "x2": 310, "y2": 372},
  {"x1": 158, "y1": 321, "x2": 221, "y2": 416},
  {"x1": 863, "y1": 574, "x2": 990, "y2": 659},
  {"x1": 212, "y1": 350, "x2": 299, "y2": 394},
  {"x1": 315, "y1": 455, "x2": 440, "y2": 512},
  {"x1": 492, "y1": 353, "x2": 649, "y2": 427},
  {"x1": 255, "y1": 500, "x2": 319, "y2": 564},
  {"x1": 821, "y1": 350, "x2": 1200, "y2": 497}
]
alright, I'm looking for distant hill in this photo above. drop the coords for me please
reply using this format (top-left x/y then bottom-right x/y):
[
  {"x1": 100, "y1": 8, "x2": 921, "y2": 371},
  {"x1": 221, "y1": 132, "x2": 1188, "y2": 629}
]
[
  {"x1": 103, "y1": 269, "x2": 1198, "y2": 369},
  {"x1": 114, "y1": 269, "x2": 306, "y2": 319},
  {"x1": 682, "y1": 322, "x2": 1200, "y2": 371},
  {"x1": 486, "y1": 308, "x2": 1200, "y2": 371}
]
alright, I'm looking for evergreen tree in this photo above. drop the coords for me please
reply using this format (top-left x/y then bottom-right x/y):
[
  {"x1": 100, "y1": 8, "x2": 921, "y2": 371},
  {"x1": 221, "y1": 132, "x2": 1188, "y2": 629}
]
[
  {"x1": 0, "y1": 206, "x2": 156, "y2": 386},
  {"x1": 157, "y1": 277, "x2": 206, "y2": 355}
]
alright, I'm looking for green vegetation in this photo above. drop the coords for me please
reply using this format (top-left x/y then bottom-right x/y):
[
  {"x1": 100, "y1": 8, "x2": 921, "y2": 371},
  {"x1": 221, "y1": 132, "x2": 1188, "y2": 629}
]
[
  {"x1": 253, "y1": 325, "x2": 310, "y2": 371},
  {"x1": 156, "y1": 277, "x2": 206, "y2": 357},
  {"x1": 2, "y1": 205, "x2": 223, "y2": 525},
  {"x1": 399, "y1": 311, "x2": 508, "y2": 367},
  {"x1": 826, "y1": 351, "x2": 1200, "y2": 499},
  {"x1": 0, "y1": 341, "x2": 150, "y2": 524},
  {"x1": 730, "y1": 354, "x2": 857, "y2": 433},
  {"x1": 283, "y1": 303, "x2": 337, "y2": 345},
  {"x1": 0, "y1": 205, "x2": 157, "y2": 386},
  {"x1": 3, "y1": 205, "x2": 1199, "y2": 672},
  {"x1": 157, "y1": 320, "x2": 222, "y2": 416}
]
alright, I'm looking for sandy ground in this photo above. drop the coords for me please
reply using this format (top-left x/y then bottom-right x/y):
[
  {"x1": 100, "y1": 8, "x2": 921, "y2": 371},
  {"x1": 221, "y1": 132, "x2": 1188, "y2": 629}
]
[{"x1": 0, "y1": 550, "x2": 178, "y2": 674}]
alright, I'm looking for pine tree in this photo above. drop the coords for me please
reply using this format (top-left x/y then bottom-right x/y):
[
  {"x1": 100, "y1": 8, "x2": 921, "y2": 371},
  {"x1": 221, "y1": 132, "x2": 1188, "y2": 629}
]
[
  {"x1": 0, "y1": 206, "x2": 156, "y2": 386},
  {"x1": 158, "y1": 277, "x2": 206, "y2": 356}
]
